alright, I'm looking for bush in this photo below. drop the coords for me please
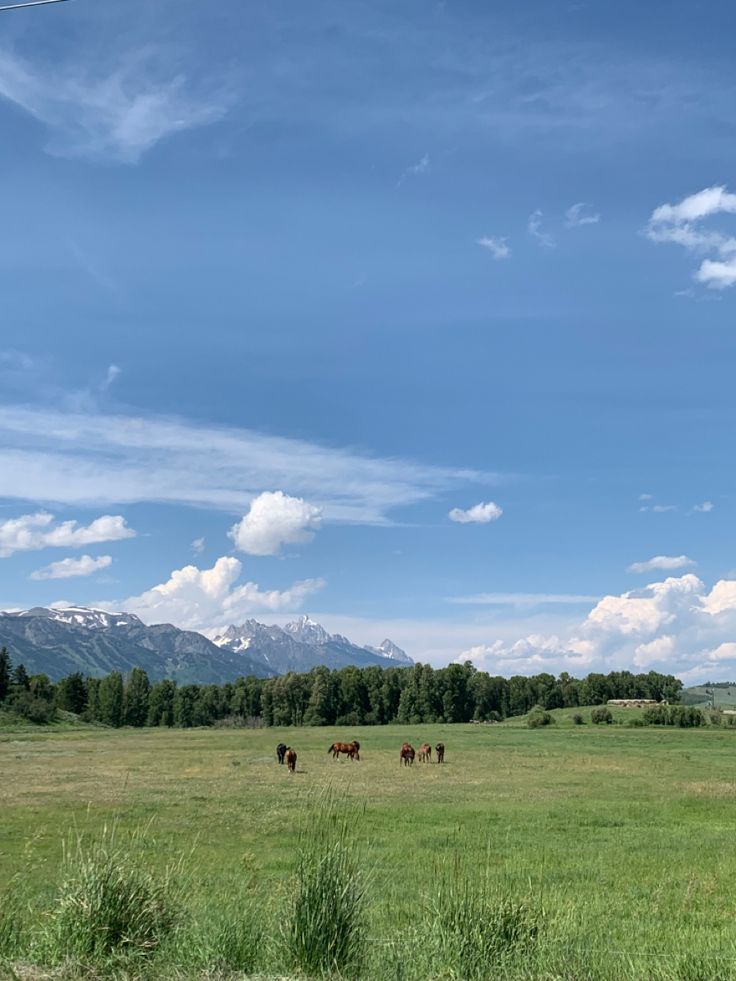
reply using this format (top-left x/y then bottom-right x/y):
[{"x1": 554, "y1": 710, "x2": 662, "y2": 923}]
[
  {"x1": 9, "y1": 691, "x2": 55, "y2": 724},
  {"x1": 627, "y1": 717, "x2": 646, "y2": 727},
  {"x1": 591, "y1": 707, "x2": 613, "y2": 725},
  {"x1": 285, "y1": 795, "x2": 366, "y2": 977},
  {"x1": 527, "y1": 706, "x2": 554, "y2": 728},
  {"x1": 572, "y1": 713, "x2": 585, "y2": 725},
  {"x1": 44, "y1": 827, "x2": 179, "y2": 965},
  {"x1": 643, "y1": 704, "x2": 668, "y2": 725},
  {"x1": 709, "y1": 710, "x2": 723, "y2": 727},
  {"x1": 643, "y1": 705, "x2": 705, "y2": 727}
]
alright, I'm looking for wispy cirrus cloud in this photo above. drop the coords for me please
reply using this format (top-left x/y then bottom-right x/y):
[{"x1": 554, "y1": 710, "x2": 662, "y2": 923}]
[
  {"x1": 527, "y1": 210, "x2": 556, "y2": 249},
  {"x1": 0, "y1": 45, "x2": 230, "y2": 163},
  {"x1": 476, "y1": 236, "x2": 511, "y2": 259},
  {"x1": 30, "y1": 554, "x2": 112, "y2": 581},
  {"x1": 565, "y1": 202, "x2": 600, "y2": 228},
  {"x1": 645, "y1": 185, "x2": 736, "y2": 289},
  {"x1": 0, "y1": 405, "x2": 497, "y2": 525},
  {"x1": 448, "y1": 592, "x2": 599, "y2": 607}
]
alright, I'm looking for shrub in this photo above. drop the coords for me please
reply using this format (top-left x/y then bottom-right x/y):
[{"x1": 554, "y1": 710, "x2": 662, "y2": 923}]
[
  {"x1": 9, "y1": 691, "x2": 55, "y2": 724},
  {"x1": 572, "y1": 713, "x2": 585, "y2": 725},
  {"x1": 44, "y1": 827, "x2": 179, "y2": 965},
  {"x1": 627, "y1": 717, "x2": 646, "y2": 727},
  {"x1": 725, "y1": 714, "x2": 736, "y2": 728},
  {"x1": 643, "y1": 704, "x2": 668, "y2": 726},
  {"x1": 285, "y1": 795, "x2": 367, "y2": 977},
  {"x1": 591, "y1": 707, "x2": 613, "y2": 725},
  {"x1": 668, "y1": 705, "x2": 705, "y2": 728},
  {"x1": 527, "y1": 706, "x2": 554, "y2": 728},
  {"x1": 709, "y1": 710, "x2": 723, "y2": 727}
]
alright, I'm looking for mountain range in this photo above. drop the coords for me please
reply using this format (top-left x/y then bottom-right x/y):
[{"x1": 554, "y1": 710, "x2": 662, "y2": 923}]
[{"x1": 0, "y1": 607, "x2": 412, "y2": 683}]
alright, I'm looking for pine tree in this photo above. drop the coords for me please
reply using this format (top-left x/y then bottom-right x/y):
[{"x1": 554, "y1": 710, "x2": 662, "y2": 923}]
[
  {"x1": 123, "y1": 668, "x2": 151, "y2": 726},
  {"x1": 98, "y1": 672, "x2": 124, "y2": 727},
  {"x1": 0, "y1": 647, "x2": 11, "y2": 703},
  {"x1": 12, "y1": 663, "x2": 30, "y2": 691}
]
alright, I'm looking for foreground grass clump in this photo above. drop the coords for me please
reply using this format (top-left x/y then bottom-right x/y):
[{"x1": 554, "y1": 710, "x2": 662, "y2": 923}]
[
  {"x1": 43, "y1": 825, "x2": 179, "y2": 967},
  {"x1": 427, "y1": 861, "x2": 539, "y2": 980},
  {"x1": 285, "y1": 794, "x2": 367, "y2": 978}
]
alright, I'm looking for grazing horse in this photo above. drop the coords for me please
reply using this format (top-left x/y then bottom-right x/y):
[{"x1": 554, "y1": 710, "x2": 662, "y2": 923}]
[
  {"x1": 276, "y1": 742, "x2": 287, "y2": 765},
  {"x1": 435, "y1": 742, "x2": 445, "y2": 764},
  {"x1": 285, "y1": 747, "x2": 297, "y2": 773},
  {"x1": 328, "y1": 740, "x2": 361, "y2": 761},
  {"x1": 400, "y1": 742, "x2": 415, "y2": 766},
  {"x1": 417, "y1": 743, "x2": 432, "y2": 763}
]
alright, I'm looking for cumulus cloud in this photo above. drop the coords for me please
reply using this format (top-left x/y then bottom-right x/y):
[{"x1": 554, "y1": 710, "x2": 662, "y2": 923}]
[
  {"x1": 30, "y1": 554, "x2": 112, "y2": 581},
  {"x1": 0, "y1": 46, "x2": 229, "y2": 163},
  {"x1": 565, "y1": 202, "x2": 600, "y2": 228},
  {"x1": 627, "y1": 555, "x2": 695, "y2": 574},
  {"x1": 0, "y1": 512, "x2": 135, "y2": 558},
  {"x1": 645, "y1": 185, "x2": 736, "y2": 289},
  {"x1": 115, "y1": 555, "x2": 325, "y2": 631},
  {"x1": 528, "y1": 210, "x2": 556, "y2": 248},
  {"x1": 229, "y1": 491, "x2": 323, "y2": 556},
  {"x1": 458, "y1": 573, "x2": 736, "y2": 683},
  {"x1": 448, "y1": 501, "x2": 503, "y2": 524},
  {"x1": 693, "y1": 500, "x2": 714, "y2": 513},
  {"x1": 476, "y1": 236, "x2": 511, "y2": 259}
]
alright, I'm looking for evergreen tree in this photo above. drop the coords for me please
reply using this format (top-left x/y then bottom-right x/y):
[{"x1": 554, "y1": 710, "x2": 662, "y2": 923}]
[
  {"x1": 123, "y1": 668, "x2": 151, "y2": 726},
  {"x1": 0, "y1": 647, "x2": 11, "y2": 703},
  {"x1": 98, "y1": 672, "x2": 124, "y2": 727},
  {"x1": 12, "y1": 663, "x2": 30, "y2": 691},
  {"x1": 56, "y1": 673, "x2": 88, "y2": 714}
]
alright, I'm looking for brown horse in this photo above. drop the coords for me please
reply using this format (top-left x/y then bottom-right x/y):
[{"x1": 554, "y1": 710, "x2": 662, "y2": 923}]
[
  {"x1": 285, "y1": 748, "x2": 297, "y2": 773},
  {"x1": 417, "y1": 743, "x2": 432, "y2": 763},
  {"x1": 400, "y1": 742, "x2": 415, "y2": 766},
  {"x1": 328, "y1": 740, "x2": 361, "y2": 761},
  {"x1": 435, "y1": 742, "x2": 445, "y2": 764}
]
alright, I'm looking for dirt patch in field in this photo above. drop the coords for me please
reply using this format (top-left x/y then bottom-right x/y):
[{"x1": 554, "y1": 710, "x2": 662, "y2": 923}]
[{"x1": 685, "y1": 780, "x2": 736, "y2": 797}]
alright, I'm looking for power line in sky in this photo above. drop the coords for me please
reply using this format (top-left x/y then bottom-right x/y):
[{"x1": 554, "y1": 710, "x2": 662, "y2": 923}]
[{"x1": 0, "y1": 0, "x2": 69, "y2": 10}]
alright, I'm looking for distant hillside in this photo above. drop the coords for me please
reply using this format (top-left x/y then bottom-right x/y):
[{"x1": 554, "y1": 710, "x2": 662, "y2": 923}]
[
  {"x1": 0, "y1": 607, "x2": 413, "y2": 683},
  {"x1": 681, "y1": 684, "x2": 736, "y2": 708}
]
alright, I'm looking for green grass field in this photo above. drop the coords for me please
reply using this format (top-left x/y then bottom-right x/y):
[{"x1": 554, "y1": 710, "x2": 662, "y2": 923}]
[{"x1": 3, "y1": 714, "x2": 736, "y2": 979}]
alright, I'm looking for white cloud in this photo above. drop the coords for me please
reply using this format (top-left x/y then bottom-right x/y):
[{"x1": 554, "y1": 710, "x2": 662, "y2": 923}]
[
  {"x1": 229, "y1": 491, "x2": 322, "y2": 557},
  {"x1": 639, "y1": 493, "x2": 654, "y2": 501},
  {"x1": 0, "y1": 46, "x2": 228, "y2": 163},
  {"x1": 627, "y1": 555, "x2": 695, "y2": 574},
  {"x1": 565, "y1": 202, "x2": 600, "y2": 228},
  {"x1": 528, "y1": 210, "x2": 556, "y2": 248},
  {"x1": 101, "y1": 364, "x2": 121, "y2": 391},
  {"x1": 0, "y1": 512, "x2": 135, "y2": 558},
  {"x1": 645, "y1": 185, "x2": 736, "y2": 289},
  {"x1": 639, "y1": 503, "x2": 677, "y2": 513},
  {"x1": 693, "y1": 500, "x2": 714, "y2": 513},
  {"x1": 448, "y1": 592, "x2": 599, "y2": 606},
  {"x1": 191, "y1": 537, "x2": 206, "y2": 555},
  {"x1": 476, "y1": 236, "x2": 511, "y2": 259},
  {"x1": 115, "y1": 556, "x2": 325, "y2": 631},
  {"x1": 458, "y1": 573, "x2": 736, "y2": 683},
  {"x1": 0, "y1": 405, "x2": 494, "y2": 525},
  {"x1": 30, "y1": 554, "x2": 112, "y2": 581},
  {"x1": 397, "y1": 153, "x2": 430, "y2": 185},
  {"x1": 448, "y1": 501, "x2": 503, "y2": 524}
]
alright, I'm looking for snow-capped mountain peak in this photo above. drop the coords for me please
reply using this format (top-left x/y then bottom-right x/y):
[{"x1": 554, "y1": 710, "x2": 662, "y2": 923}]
[
  {"x1": 283, "y1": 615, "x2": 332, "y2": 646},
  {"x1": 13, "y1": 606, "x2": 143, "y2": 630},
  {"x1": 366, "y1": 638, "x2": 412, "y2": 664}
]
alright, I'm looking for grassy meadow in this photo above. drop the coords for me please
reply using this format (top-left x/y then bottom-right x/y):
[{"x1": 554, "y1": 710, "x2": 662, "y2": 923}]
[{"x1": 3, "y1": 713, "x2": 736, "y2": 979}]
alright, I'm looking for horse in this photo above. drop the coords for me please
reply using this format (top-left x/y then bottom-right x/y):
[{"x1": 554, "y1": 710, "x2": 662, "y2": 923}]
[
  {"x1": 328, "y1": 740, "x2": 361, "y2": 761},
  {"x1": 285, "y1": 748, "x2": 297, "y2": 773},
  {"x1": 276, "y1": 742, "x2": 287, "y2": 765},
  {"x1": 418, "y1": 743, "x2": 432, "y2": 763},
  {"x1": 400, "y1": 742, "x2": 415, "y2": 766},
  {"x1": 435, "y1": 742, "x2": 445, "y2": 764}
]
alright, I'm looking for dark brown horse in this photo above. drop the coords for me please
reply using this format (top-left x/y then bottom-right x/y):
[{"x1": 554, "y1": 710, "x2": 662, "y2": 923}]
[
  {"x1": 276, "y1": 742, "x2": 287, "y2": 765},
  {"x1": 435, "y1": 742, "x2": 445, "y2": 764},
  {"x1": 418, "y1": 743, "x2": 432, "y2": 763},
  {"x1": 328, "y1": 740, "x2": 361, "y2": 761},
  {"x1": 400, "y1": 742, "x2": 415, "y2": 766},
  {"x1": 285, "y1": 747, "x2": 297, "y2": 773}
]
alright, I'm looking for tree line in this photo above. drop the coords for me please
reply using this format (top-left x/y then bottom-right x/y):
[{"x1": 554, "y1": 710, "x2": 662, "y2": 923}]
[{"x1": 0, "y1": 645, "x2": 683, "y2": 728}]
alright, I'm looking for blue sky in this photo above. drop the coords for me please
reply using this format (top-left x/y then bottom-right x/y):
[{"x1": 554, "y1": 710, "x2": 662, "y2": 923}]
[{"x1": 1, "y1": 0, "x2": 735, "y2": 680}]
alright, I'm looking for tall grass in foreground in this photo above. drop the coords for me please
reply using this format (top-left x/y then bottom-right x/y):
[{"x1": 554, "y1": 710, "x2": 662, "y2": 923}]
[
  {"x1": 41, "y1": 824, "x2": 180, "y2": 968},
  {"x1": 0, "y1": 883, "x2": 26, "y2": 964},
  {"x1": 284, "y1": 791, "x2": 368, "y2": 978}
]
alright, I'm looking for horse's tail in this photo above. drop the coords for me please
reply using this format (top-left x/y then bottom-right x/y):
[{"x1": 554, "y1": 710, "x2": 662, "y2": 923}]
[{"x1": 327, "y1": 744, "x2": 334, "y2": 754}]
